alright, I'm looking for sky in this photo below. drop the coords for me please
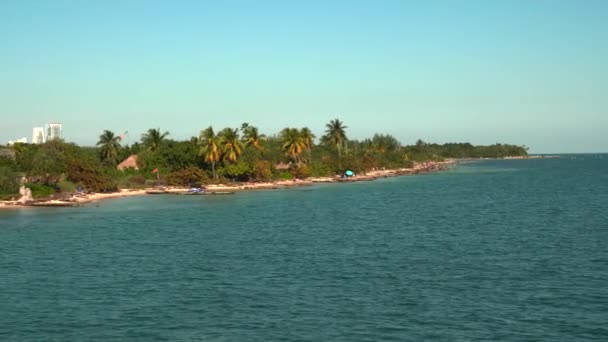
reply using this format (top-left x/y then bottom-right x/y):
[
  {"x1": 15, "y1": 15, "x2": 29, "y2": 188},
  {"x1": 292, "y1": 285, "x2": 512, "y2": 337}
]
[{"x1": 0, "y1": 0, "x2": 606, "y2": 153}]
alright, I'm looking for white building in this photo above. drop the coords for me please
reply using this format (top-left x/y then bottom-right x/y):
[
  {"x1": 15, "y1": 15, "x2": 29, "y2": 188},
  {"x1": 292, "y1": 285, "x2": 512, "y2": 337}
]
[
  {"x1": 8, "y1": 137, "x2": 28, "y2": 145},
  {"x1": 46, "y1": 123, "x2": 62, "y2": 141},
  {"x1": 32, "y1": 127, "x2": 45, "y2": 144}
]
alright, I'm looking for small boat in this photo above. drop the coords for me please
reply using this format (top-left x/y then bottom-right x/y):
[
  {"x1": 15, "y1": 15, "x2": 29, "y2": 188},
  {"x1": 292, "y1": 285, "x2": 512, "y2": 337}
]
[
  {"x1": 29, "y1": 201, "x2": 81, "y2": 207},
  {"x1": 203, "y1": 191, "x2": 235, "y2": 195},
  {"x1": 176, "y1": 187, "x2": 207, "y2": 195},
  {"x1": 177, "y1": 190, "x2": 235, "y2": 196},
  {"x1": 146, "y1": 189, "x2": 168, "y2": 194},
  {"x1": 187, "y1": 187, "x2": 205, "y2": 194}
]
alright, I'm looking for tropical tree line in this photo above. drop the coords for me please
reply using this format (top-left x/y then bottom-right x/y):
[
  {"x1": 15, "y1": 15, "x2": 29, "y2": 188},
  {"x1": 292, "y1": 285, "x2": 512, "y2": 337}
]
[{"x1": 0, "y1": 119, "x2": 528, "y2": 198}]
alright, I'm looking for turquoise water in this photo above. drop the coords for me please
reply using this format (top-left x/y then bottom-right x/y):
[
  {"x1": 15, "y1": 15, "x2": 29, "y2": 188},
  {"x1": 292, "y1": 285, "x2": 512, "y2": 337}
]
[{"x1": 1, "y1": 157, "x2": 607, "y2": 341}]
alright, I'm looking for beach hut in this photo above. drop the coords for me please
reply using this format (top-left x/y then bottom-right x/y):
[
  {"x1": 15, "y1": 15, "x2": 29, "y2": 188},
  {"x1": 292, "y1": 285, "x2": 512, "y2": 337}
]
[{"x1": 117, "y1": 154, "x2": 139, "y2": 171}]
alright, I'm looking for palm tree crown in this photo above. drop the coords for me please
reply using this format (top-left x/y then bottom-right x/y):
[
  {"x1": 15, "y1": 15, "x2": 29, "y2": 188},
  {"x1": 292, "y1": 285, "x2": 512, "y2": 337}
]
[
  {"x1": 299, "y1": 127, "x2": 315, "y2": 163},
  {"x1": 141, "y1": 128, "x2": 169, "y2": 152},
  {"x1": 219, "y1": 127, "x2": 243, "y2": 163},
  {"x1": 324, "y1": 119, "x2": 348, "y2": 157},
  {"x1": 97, "y1": 130, "x2": 122, "y2": 164},
  {"x1": 280, "y1": 128, "x2": 305, "y2": 163},
  {"x1": 241, "y1": 125, "x2": 266, "y2": 151}
]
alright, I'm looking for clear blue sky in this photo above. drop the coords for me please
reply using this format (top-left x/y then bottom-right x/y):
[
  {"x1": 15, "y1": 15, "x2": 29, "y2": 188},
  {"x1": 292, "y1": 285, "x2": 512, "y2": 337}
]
[{"x1": 1, "y1": 0, "x2": 606, "y2": 153}]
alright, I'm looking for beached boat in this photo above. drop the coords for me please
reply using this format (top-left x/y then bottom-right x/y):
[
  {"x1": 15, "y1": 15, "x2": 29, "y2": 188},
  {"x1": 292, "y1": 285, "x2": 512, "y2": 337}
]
[
  {"x1": 204, "y1": 191, "x2": 235, "y2": 195},
  {"x1": 177, "y1": 187, "x2": 206, "y2": 195},
  {"x1": 29, "y1": 201, "x2": 81, "y2": 207},
  {"x1": 145, "y1": 189, "x2": 168, "y2": 194},
  {"x1": 177, "y1": 190, "x2": 235, "y2": 196}
]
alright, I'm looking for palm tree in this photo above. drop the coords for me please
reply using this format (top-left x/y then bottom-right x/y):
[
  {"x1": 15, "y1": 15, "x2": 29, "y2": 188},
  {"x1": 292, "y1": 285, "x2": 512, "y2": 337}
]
[
  {"x1": 299, "y1": 127, "x2": 315, "y2": 163},
  {"x1": 280, "y1": 128, "x2": 305, "y2": 163},
  {"x1": 97, "y1": 130, "x2": 121, "y2": 164},
  {"x1": 218, "y1": 127, "x2": 242, "y2": 163},
  {"x1": 198, "y1": 126, "x2": 220, "y2": 179},
  {"x1": 241, "y1": 125, "x2": 266, "y2": 151},
  {"x1": 141, "y1": 128, "x2": 169, "y2": 152},
  {"x1": 324, "y1": 119, "x2": 348, "y2": 158}
]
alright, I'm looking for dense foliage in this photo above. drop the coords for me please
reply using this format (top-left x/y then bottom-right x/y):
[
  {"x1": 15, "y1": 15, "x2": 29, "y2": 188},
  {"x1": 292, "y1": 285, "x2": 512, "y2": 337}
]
[{"x1": 0, "y1": 119, "x2": 527, "y2": 197}]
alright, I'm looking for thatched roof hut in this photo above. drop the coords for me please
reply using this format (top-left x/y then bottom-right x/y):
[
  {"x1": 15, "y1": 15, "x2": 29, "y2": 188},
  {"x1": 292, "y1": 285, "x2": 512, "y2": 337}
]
[{"x1": 117, "y1": 154, "x2": 139, "y2": 171}]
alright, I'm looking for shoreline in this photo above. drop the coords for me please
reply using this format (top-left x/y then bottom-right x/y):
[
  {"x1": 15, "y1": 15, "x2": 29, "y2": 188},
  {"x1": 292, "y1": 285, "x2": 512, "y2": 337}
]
[{"x1": 1, "y1": 160, "x2": 455, "y2": 209}]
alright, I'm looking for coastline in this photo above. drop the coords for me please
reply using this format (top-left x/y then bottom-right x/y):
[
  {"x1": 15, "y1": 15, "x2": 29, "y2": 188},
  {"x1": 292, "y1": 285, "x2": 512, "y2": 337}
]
[{"x1": 0, "y1": 160, "x2": 455, "y2": 209}]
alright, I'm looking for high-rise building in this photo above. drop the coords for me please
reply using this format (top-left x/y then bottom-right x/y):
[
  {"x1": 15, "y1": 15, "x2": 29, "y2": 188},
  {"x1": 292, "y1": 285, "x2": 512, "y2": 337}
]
[
  {"x1": 46, "y1": 123, "x2": 63, "y2": 141},
  {"x1": 32, "y1": 127, "x2": 45, "y2": 144}
]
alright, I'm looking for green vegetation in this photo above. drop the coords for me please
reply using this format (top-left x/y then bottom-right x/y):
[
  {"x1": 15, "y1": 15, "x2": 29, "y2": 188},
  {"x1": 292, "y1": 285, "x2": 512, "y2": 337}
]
[
  {"x1": 0, "y1": 166, "x2": 19, "y2": 199},
  {"x1": 0, "y1": 119, "x2": 528, "y2": 198},
  {"x1": 25, "y1": 183, "x2": 55, "y2": 198}
]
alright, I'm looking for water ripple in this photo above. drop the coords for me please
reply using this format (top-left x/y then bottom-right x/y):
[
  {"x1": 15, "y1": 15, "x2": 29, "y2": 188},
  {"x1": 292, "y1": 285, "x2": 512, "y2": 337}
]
[{"x1": 1, "y1": 158, "x2": 607, "y2": 341}]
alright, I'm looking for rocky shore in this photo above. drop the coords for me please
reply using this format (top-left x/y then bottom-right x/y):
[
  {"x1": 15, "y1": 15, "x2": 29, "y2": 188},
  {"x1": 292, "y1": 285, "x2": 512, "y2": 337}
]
[{"x1": 0, "y1": 160, "x2": 455, "y2": 209}]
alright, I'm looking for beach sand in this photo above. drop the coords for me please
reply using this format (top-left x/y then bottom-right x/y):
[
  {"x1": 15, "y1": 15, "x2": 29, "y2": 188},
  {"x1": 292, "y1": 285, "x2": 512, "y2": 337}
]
[{"x1": 0, "y1": 161, "x2": 455, "y2": 209}]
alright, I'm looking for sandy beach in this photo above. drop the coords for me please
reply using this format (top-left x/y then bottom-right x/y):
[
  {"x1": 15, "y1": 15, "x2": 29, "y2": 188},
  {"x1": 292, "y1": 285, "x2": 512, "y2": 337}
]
[
  {"x1": 0, "y1": 160, "x2": 455, "y2": 209},
  {"x1": 0, "y1": 189, "x2": 149, "y2": 209}
]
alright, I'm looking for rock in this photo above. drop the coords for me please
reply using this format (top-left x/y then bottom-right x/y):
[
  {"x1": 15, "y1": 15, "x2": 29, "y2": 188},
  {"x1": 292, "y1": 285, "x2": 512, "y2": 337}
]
[{"x1": 17, "y1": 186, "x2": 33, "y2": 204}]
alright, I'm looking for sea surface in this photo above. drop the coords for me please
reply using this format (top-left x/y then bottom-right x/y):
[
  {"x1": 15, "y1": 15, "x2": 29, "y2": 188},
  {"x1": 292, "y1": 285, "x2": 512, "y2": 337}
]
[{"x1": 1, "y1": 156, "x2": 607, "y2": 341}]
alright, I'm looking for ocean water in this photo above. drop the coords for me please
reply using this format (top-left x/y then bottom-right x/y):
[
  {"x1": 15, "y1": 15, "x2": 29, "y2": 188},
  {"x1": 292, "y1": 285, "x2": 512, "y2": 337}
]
[{"x1": 1, "y1": 156, "x2": 607, "y2": 341}]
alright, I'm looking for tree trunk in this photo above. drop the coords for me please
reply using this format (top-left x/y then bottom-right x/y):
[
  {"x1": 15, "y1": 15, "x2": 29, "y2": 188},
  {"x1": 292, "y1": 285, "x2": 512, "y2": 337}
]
[
  {"x1": 337, "y1": 144, "x2": 342, "y2": 170},
  {"x1": 212, "y1": 161, "x2": 217, "y2": 179}
]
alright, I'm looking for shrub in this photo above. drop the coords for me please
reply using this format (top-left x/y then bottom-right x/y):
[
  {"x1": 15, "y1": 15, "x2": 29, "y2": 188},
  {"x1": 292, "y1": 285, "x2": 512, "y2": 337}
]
[
  {"x1": 0, "y1": 194, "x2": 17, "y2": 201},
  {"x1": 273, "y1": 170, "x2": 293, "y2": 180},
  {"x1": 129, "y1": 175, "x2": 146, "y2": 185},
  {"x1": 117, "y1": 175, "x2": 147, "y2": 189},
  {"x1": 0, "y1": 166, "x2": 19, "y2": 196},
  {"x1": 402, "y1": 160, "x2": 414, "y2": 169},
  {"x1": 57, "y1": 180, "x2": 77, "y2": 193},
  {"x1": 206, "y1": 176, "x2": 230, "y2": 185},
  {"x1": 66, "y1": 157, "x2": 118, "y2": 193},
  {"x1": 25, "y1": 183, "x2": 55, "y2": 198},
  {"x1": 166, "y1": 167, "x2": 208, "y2": 187},
  {"x1": 290, "y1": 164, "x2": 310, "y2": 179},
  {"x1": 253, "y1": 160, "x2": 272, "y2": 181},
  {"x1": 308, "y1": 162, "x2": 332, "y2": 177},
  {"x1": 218, "y1": 161, "x2": 253, "y2": 182}
]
